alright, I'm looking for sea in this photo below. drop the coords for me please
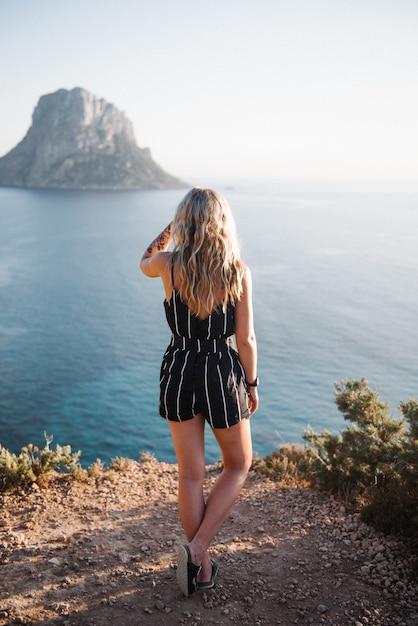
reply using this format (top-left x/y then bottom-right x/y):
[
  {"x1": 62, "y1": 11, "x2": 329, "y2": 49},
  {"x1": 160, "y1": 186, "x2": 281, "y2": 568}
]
[{"x1": 1, "y1": 180, "x2": 417, "y2": 467}]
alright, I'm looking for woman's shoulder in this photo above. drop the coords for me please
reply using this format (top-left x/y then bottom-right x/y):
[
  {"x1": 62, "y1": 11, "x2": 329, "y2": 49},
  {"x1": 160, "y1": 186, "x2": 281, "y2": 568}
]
[
  {"x1": 140, "y1": 250, "x2": 172, "y2": 279},
  {"x1": 239, "y1": 261, "x2": 251, "y2": 281},
  {"x1": 151, "y1": 250, "x2": 173, "y2": 271}
]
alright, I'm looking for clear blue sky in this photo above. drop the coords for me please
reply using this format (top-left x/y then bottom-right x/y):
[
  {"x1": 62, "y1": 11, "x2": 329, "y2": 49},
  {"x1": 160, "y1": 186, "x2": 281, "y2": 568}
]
[{"x1": 1, "y1": 0, "x2": 417, "y2": 182}]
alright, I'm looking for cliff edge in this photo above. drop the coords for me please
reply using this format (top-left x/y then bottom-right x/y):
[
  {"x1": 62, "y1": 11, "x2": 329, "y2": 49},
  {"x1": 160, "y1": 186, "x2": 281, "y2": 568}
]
[
  {"x1": 0, "y1": 88, "x2": 186, "y2": 190},
  {"x1": 0, "y1": 457, "x2": 416, "y2": 625}
]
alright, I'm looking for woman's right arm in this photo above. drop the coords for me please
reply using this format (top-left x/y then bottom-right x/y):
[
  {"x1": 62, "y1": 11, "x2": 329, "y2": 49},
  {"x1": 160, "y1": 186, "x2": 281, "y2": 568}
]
[
  {"x1": 234, "y1": 266, "x2": 259, "y2": 415},
  {"x1": 139, "y1": 223, "x2": 172, "y2": 278}
]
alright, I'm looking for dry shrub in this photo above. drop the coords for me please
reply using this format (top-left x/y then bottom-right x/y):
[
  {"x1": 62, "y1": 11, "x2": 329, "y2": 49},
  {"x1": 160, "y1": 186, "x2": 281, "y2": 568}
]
[
  {"x1": 253, "y1": 444, "x2": 310, "y2": 486},
  {"x1": 110, "y1": 456, "x2": 137, "y2": 472}
]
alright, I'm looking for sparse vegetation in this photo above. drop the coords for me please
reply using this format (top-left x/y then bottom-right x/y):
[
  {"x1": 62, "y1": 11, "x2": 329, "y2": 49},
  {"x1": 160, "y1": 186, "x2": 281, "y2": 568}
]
[
  {"x1": 252, "y1": 443, "x2": 309, "y2": 487},
  {"x1": 0, "y1": 438, "x2": 150, "y2": 489},
  {"x1": 109, "y1": 456, "x2": 139, "y2": 472},
  {"x1": 0, "y1": 431, "x2": 81, "y2": 490}
]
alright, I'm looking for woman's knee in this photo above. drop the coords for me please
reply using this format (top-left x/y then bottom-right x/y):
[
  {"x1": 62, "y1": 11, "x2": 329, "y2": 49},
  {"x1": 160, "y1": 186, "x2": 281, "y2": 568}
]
[
  {"x1": 219, "y1": 437, "x2": 253, "y2": 477},
  {"x1": 214, "y1": 419, "x2": 252, "y2": 472},
  {"x1": 222, "y1": 451, "x2": 252, "y2": 476},
  {"x1": 177, "y1": 461, "x2": 206, "y2": 484}
]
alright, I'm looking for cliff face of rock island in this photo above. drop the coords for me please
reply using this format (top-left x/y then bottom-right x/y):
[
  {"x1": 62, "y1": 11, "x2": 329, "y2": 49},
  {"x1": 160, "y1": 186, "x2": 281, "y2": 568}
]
[{"x1": 0, "y1": 88, "x2": 186, "y2": 190}]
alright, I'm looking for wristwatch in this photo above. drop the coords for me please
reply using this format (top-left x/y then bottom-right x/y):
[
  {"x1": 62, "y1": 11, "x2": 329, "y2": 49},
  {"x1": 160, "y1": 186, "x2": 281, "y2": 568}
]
[{"x1": 246, "y1": 377, "x2": 259, "y2": 387}]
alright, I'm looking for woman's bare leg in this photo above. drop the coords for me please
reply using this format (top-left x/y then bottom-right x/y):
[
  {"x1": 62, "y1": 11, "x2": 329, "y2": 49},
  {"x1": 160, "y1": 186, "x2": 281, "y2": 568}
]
[
  {"x1": 168, "y1": 414, "x2": 207, "y2": 542},
  {"x1": 190, "y1": 418, "x2": 252, "y2": 575},
  {"x1": 170, "y1": 415, "x2": 252, "y2": 583}
]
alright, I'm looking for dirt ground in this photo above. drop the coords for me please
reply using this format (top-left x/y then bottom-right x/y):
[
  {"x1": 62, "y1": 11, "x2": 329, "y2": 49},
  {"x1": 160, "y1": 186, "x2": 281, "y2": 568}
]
[{"x1": 0, "y1": 456, "x2": 417, "y2": 626}]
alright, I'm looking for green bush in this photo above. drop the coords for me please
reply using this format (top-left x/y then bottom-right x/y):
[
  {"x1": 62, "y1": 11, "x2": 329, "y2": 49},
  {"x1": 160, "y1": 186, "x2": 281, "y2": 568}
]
[
  {"x1": 303, "y1": 379, "x2": 406, "y2": 495},
  {"x1": 303, "y1": 379, "x2": 418, "y2": 541},
  {"x1": 0, "y1": 432, "x2": 81, "y2": 490},
  {"x1": 361, "y1": 399, "x2": 418, "y2": 535}
]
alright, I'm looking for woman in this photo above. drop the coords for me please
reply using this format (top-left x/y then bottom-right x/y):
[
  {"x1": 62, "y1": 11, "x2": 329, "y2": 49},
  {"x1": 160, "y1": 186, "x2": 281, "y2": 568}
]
[{"x1": 140, "y1": 187, "x2": 258, "y2": 597}]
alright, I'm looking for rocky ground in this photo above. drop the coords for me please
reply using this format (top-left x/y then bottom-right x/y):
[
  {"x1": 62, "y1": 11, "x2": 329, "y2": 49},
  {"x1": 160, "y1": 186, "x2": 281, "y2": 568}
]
[{"x1": 0, "y1": 455, "x2": 417, "y2": 626}]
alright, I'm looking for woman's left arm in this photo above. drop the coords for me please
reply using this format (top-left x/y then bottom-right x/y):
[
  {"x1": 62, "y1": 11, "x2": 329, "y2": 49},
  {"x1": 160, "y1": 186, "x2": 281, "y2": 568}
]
[
  {"x1": 235, "y1": 266, "x2": 259, "y2": 415},
  {"x1": 140, "y1": 223, "x2": 172, "y2": 277}
]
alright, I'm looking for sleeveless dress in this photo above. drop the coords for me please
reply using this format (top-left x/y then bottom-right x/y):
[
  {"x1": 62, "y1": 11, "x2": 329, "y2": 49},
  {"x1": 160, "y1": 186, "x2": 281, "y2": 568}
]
[{"x1": 159, "y1": 285, "x2": 250, "y2": 428}]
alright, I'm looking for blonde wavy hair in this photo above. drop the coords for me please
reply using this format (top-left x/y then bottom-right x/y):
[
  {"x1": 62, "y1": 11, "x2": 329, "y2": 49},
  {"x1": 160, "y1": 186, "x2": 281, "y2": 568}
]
[{"x1": 171, "y1": 187, "x2": 245, "y2": 317}]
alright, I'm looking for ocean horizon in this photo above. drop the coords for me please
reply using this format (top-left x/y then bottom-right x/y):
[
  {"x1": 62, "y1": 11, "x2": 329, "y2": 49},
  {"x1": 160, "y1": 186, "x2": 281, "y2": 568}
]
[{"x1": 1, "y1": 180, "x2": 417, "y2": 466}]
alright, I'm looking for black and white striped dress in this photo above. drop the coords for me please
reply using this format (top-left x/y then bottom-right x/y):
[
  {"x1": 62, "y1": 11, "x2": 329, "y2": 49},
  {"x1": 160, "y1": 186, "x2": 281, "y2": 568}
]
[{"x1": 159, "y1": 288, "x2": 250, "y2": 428}]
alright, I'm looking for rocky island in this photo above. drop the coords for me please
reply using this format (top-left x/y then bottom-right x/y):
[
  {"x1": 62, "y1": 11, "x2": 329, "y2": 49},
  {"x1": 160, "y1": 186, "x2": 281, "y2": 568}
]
[{"x1": 0, "y1": 88, "x2": 186, "y2": 190}]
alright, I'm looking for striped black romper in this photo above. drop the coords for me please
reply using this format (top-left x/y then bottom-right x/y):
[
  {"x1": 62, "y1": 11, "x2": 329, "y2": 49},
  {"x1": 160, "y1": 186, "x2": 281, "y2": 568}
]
[{"x1": 159, "y1": 283, "x2": 251, "y2": 428}]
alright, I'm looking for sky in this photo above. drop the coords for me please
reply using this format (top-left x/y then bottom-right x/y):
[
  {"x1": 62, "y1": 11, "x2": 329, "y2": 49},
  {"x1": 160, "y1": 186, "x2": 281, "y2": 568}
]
[{"x1": 1, "y1": 0, "x2": 417, "y2": 182}]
